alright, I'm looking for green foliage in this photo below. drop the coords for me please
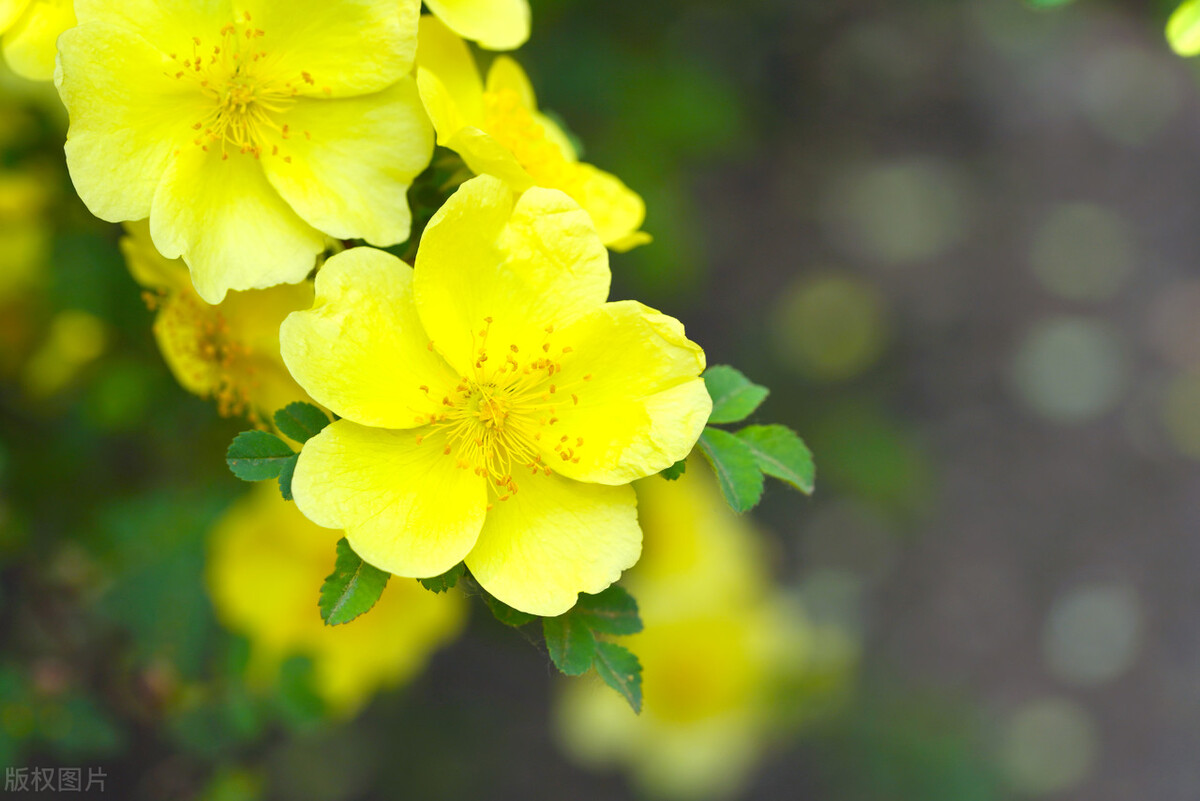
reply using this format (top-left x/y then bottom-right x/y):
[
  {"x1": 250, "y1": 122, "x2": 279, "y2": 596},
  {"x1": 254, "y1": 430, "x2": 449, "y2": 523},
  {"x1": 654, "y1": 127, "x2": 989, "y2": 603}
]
[
  {"x1": 660, "y1": 459, "x2": 687, "y2": 480},
  {"x1": 418, "y1": 562, "x2": 465, "y2": 593},
  {"x1": 571, "y1": 586, "x2": 643, "y2": 635},
  {"x1": 542, "y1": 615, "x2": 596, "y2": 676},
  {"x1": 703, "y1": 365, "x2": 770, "y2": 424},
  {"x1": 736, "y1": 424, "x2": 816, "y2": 495},
  {"x1": 697, "y1": 427, "x2": 764, "y2": 512},
  {"x1": 1168, "y1": 0, "x2": 1200, "y2": 55},
  {"x1": 483, "y1": 593, "x2": 537, "y2": 627},
  {"x1": 225, "y1": 431, "x2": 296, "y2": 482},
  {"x1": 319, "y1": 539, "x2": 390, "y2": 626},
  {"x1": 592, "y1": 641, "x2": 643, "y2": 714},
  {"x1": 276, "y1": 454, "x2": 298, "y2": 501},
  {"x1": 273, "y1": 402, "x2": 331, "y2": 444}
]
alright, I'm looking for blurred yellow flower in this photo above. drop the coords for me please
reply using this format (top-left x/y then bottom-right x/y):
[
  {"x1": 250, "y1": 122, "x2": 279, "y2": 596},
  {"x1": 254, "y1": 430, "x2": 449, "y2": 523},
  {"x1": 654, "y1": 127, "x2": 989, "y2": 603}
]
[
  {"x1": 121, "y1": 220, "x2": 312, "y2": 426},
  {"x1": 423, "y1": 0, "x2": 528, "y2": 51},
  {"x1": 281, "y1": 175, "x2": 709, "y2": 616},
  {"x1": 556, "y1": 464, "x2": 851, "y2": 800},
  {"x1": 21, "y1": 308, "x2": 106, "y2": 399},
  {"x1": 416, "y1": 15, "x2": 650, "y2": 251},
  {"x1": 207, "y1": 484, "x2": 466, "y2": 716},
  {"x1": 0, "y1": 168, "x2": 51, "y2": 304},
  {"x1": 56, "y1": 0, "x2": 432, "y2": 303},
  {"x1": 0, "y1": 0, "x2": 74, "y2": 81}
]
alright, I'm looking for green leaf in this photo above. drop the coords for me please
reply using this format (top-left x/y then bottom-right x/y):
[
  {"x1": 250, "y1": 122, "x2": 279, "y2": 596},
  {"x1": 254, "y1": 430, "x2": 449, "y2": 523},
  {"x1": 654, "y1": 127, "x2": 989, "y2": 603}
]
[
  {"x1": 703, "y1": 365, "x2": 769, "y2": 424},
  {"x1": 483, "y1": 593, "x2": 537, "y2": 627},
  {"x1": 319, "y1": 538, "x2": 390, "y2": 626},
  {"x1": 418, "y1": 562, "x2": 465, "y2": 593},
  {"x1": 543, "y1": 614, "x2": 595, "y2": 676},
  {"x1": 697, "y1": 427, "x2": 764, "y2": 512},
  {"x1": 273, "y1": 403, "x2": 330, "y2": 444},
  {"x1": 573, "y1": 586, "x2": 643, "y2": 635},
  {"x1": 592, "y1": 641, "x2": 643, "y2": 714},
  {"x1": 276, "y1": 453, "x2": 299, "y2": 501},
  {"x1": 736, "y1": 424, "x2": 815, "y2": 495},
  {"x1": 225, "y1": 431, "x2": 295, "y2": 481},
  {"x1": 660, "y1": 459, "x2": 687, "y2": 480},
  {"x1": 1169, "y1": 0, "x2": 1200, "y2": 56}
]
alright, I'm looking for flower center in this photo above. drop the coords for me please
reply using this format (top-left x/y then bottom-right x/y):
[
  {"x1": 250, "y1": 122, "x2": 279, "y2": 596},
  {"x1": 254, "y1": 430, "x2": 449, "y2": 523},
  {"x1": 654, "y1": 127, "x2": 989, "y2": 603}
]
[
  {"x1": 416, "y1": 318, "x2": 592, "y2": 501},
  {"x1": 483, "y1": 88, "x2": 584, "y2": 196},
  {"x1": 168, "y1": 12, "x2": 322, "y2": 160},
  {"x1": 148, "y1": 289, "x2": 261, "y2": 423}
]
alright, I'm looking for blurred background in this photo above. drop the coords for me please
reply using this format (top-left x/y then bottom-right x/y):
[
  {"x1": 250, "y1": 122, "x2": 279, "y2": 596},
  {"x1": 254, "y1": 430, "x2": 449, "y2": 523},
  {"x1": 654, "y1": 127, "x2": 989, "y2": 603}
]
[{"x1": 1, "y1": 0, "x2": 1197, "y2": 798}]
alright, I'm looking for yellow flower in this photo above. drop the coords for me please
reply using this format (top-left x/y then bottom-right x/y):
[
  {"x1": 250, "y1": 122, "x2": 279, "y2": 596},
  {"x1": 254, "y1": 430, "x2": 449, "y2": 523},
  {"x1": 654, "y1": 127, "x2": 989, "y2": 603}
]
[
  {"x1": 280, "y1": 175, "x2": 710, "y2": 615},
  {"x1": 207, "y1": 484, "x2": 466, "y2": 716},
  {"x1": 556, "y1": 464, "x2": 848, "y2": 800},
  {"x1": 121, "y1": 220, "x2": 312, "y2": 425},
  {"x1": 416, "y1": 15, "x2": 650, "y2": 252},
  {"x1": 0, "y1": 0, "x2": 75, "y2": 81},
  {"x1": 424, "y1": 0, "x2": 528, "y2": 51},
  {"x1": 56, "y1": 0, "x2": 433, "y2": 303}
]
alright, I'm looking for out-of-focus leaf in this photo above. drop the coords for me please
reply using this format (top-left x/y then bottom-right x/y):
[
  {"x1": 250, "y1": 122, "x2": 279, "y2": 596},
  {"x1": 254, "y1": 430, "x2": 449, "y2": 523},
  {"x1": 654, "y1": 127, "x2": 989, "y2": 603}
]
[{"x1": 1168, "y1": 0, "x2": 1200, "y2": 55}]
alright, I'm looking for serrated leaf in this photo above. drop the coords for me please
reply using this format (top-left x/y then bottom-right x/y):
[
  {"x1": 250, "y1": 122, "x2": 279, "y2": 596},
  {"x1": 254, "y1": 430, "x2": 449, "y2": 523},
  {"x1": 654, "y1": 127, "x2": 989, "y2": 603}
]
[
  {"x1": 593, "y1": 641, "x2": 642, "y2": 713},
  {"x1": 660, "y1": 459, "x2": 687, "y2": 480},
  {"x1": 703, "y1": 365, "x2": 769, "y2": 424},
  {"x1": 273, "y1": 403, "x2": 330, "y2": 444},
  {"x1": 319, "y1": 539, "x2": 390, "y2": 626},
  {"x1": 483, "y1": 593, "x2": 537, "y2": 627},
  {"x1": 276, "y1": 453, "x2": 299, "y2": 501},
  {"x1": 736, "y1": 424, "x2": 815, "y2": 495},
  {"x1": 418, "y1": 562, "x2": 465, "y2": 593},
  {"x1": 697, "y1": 427, "x2": 764, "y2": 512},
  {"x1": 225, "y1": 431, "x2": 295, "y2": 481},
  {"x1": 543, "y1": 614, "x2": 595, "y2": 676},
  {"x1": 573, "y1": 586, "x2": 643, "y2": 635}
]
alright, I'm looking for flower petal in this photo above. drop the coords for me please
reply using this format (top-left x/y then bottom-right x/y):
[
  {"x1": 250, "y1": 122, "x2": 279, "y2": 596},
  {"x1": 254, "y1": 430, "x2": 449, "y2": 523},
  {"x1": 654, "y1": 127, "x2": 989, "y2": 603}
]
[
  {"x1": 236, "y1": 0, "x2": 420, "y2": 96},
  {"x1": 414, "y1": 175, "x2": 609, "y2": 374},
  {"x1": 149, "y1": 144, "x2": 325, "y2": 304},
  {"x1": 292, "y1": 420, "x2": 487, "y2": 578},
  {"x1": 280, "y1": 247, "x2": 457, "y2": 428},
  {"x1": 57, "y1": 22, "x2": 207, "y2": 223},
  {"x1": 261, "y1": 78, "x2": 432, "y2": 246},
  {"x1": 424, "y1": 0, "x2": 529, "y2": 51},
  {"x1": 572, "y1": 163, "x2": 650, "y2": 251},
  {"x1": 73, "y1": 0, "x2": 230, "y2": 53},
  {"x1": 416, "y1": 14, "x2": 484, "y2": 127},
  {"x1": 3, "y1": 0, "x2": 75, "y2": 81},
  {"x1": 485, "y1": 55, "x2": 536, "y2": 109},
  {"x1": 542, "y1": 300, "x2": 710, "y2": 484},
  {"x1": 466, "y1": 472, "x2": 639, "y2": 616},
  {"x1": 0, "y1": 0, "x2": 31, "y2": 32}
]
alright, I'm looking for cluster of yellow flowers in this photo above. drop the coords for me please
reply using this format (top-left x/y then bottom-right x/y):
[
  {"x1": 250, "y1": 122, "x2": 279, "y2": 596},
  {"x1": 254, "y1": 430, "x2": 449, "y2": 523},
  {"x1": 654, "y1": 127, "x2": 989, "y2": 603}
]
[{"x1": 14, "y1": 0, "x2": 706, "y2": 620}]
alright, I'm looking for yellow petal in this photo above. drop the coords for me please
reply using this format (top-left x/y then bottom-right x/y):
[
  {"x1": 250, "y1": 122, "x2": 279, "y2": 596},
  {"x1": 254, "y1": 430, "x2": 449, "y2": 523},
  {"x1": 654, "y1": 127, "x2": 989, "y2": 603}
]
[
  {"x1": 572, "y1": 162, "x2": 649, "y2": 251},
  {"x1": 149, "y1": 144, "x2": 325, "y2": 304},
  {"x1": 485, "y1": 55, "x2": 536, "y2": 109},
  {"x1": 120, "y1": 219, "x2": 190, "y2": 293},
  {"x1": 466, "y1": 472, "x2": 639, "y2": 616},
  {"x1": 424, "y1": 0, "x2": 529, "y2": 51},
  {"x1": 2, "y1": 0, "x2": 75, "y2": 81},
  {"x1": 414, "y1": 175, "x2": 609, "y2": 374},
  {"x1": 73, "y1": 0, "x2": 228, "y2": 54},
  {"x1": 56, "y1": 22, "x2": 206, "y2": 223},
  {"x1": 446, "y1": 124, "x2": 532, "y2": 188},
  {"x1": 544, "y1": 300, "x2": 709, "y2": 484},
  {"x1": 292, "y1": 420, "x2": 487, "y2": 578},
  {"x1": 416, "y1": 14, "x2": 484, "y2": 126},
  {"x1": 237, "y1": 0, "x2": 421, "y2": 95},
  {"x1": 261, "y1": 78, "x2": 432, "y2": 246},
  {"x1": 0, "y1": 0, "x2": 32, "y2": 32},
  {"x1": 280, "y1": 247, "x2": 456, "y2": 428}
]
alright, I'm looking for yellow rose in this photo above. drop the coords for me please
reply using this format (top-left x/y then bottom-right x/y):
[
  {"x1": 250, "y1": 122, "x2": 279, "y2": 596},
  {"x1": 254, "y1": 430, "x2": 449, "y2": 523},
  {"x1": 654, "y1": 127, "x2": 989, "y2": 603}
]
[
  {"x1": 280, "y1": 175, "x2": 710, "y2": 615},
  {"x1": 57, "y1": 0, "x2": 433, "y2": 303},
  {"x1": 0, "y1": 0, "x2": 75, "y2": 81},
  {"x1": 416, "y1": 15, "x2": 650, "y2": 251},
  {"x1": 423, "y1": 0, "x2": 528, "y2": 51}
]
